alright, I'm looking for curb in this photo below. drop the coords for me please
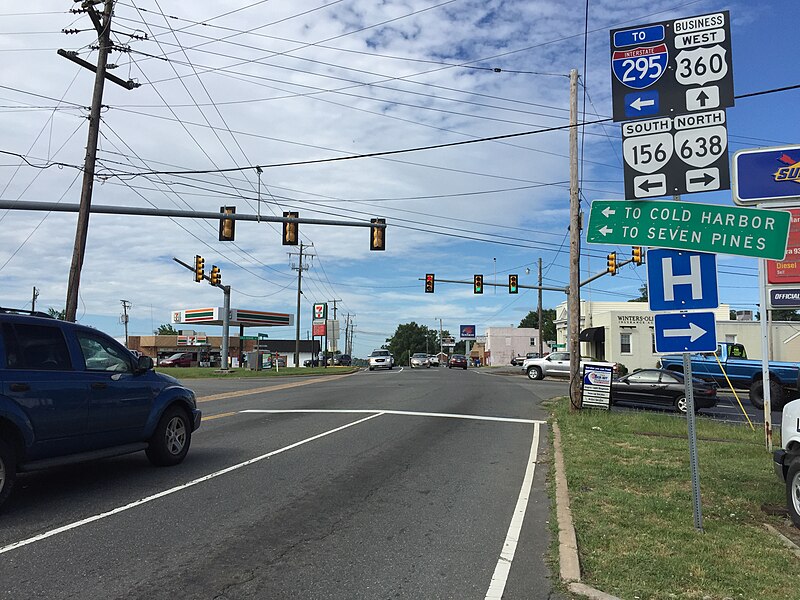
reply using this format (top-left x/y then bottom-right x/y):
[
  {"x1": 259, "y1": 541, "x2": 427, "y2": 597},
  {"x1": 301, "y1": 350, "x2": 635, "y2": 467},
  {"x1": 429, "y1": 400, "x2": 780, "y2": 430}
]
[{"x1": 552, "y1": 422, "x2": 623, "y2": 600}]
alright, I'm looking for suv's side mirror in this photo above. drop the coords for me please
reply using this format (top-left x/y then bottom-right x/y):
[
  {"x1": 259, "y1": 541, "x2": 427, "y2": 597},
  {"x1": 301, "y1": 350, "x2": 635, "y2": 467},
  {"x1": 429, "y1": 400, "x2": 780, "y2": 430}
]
[{"x1": 136, "y1": 355, "x2": 154, "y2": 373}]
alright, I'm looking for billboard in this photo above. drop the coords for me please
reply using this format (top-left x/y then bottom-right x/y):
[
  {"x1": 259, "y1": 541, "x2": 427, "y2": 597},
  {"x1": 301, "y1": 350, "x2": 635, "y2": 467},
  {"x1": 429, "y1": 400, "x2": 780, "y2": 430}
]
[{"x1": 460, "y1": 325, "x2": 476, "y2": 339}]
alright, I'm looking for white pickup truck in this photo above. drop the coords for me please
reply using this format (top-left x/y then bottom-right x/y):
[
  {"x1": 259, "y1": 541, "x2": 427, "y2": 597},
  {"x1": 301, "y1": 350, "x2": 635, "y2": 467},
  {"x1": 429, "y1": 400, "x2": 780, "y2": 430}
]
[
  {"x1": 521, "y1": 351, "x2": 596, "y2": 380},
  {"x1": 774, "y1": 398, "x2": 800, "y2": 527}
]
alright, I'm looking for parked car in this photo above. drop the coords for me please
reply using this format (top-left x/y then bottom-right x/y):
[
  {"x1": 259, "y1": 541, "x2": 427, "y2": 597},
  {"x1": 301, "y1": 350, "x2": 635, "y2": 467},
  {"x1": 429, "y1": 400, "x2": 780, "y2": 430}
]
[
  {"x1": 511, "y1": 352, "x2": 540, "y2": 366},
  {"x1": 303, "y1": 358, "x2": 320, "y2": 367},
  {"x1": 158, "y1": 352, "x2": 195, "y2": 367},
  {"x1": 611, "y1": 369, "x2": 717, "y2": 414},
  {"x1": 410, "y1": 353, "x2": 430, "y2": 368},
  {"x1": 523, "y1": 352, "x2": 595, "y2": 380},
  {"x1": 368, "y1": 349, "x2": 394, "y2": 371},
  {"x1": 0, "y1": 308, "x2": 202, "y2": 511},
  {"x1": 337, "y1": 354, "x2": 352, "y2": 366},
  {"x1": 448, "y1": 354, "x2": 468, "y2": 370},
  {"x1": 774, "y1": 398, "x2": 800, "y2": 527}
]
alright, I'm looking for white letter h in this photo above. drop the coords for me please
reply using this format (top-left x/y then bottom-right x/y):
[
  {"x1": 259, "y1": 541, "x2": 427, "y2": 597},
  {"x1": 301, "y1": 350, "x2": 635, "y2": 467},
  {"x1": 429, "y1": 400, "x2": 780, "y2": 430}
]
[{"x1": 662, "y1": 255, "x2": 702, "y2": 302}]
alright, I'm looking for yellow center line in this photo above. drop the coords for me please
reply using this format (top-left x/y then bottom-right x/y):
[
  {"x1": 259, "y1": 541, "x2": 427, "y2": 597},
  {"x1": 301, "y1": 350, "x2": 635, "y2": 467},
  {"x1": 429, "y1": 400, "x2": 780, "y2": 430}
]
[{"x1": 196, "y1": 373, "x2": 356, "y2": 403}]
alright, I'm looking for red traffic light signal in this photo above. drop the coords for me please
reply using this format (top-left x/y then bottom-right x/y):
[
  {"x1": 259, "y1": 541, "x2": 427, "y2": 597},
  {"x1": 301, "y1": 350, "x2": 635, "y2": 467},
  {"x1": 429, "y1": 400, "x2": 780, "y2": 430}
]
[{"x1": 425, "y1": 273, "x2": 435, "y2": 293}]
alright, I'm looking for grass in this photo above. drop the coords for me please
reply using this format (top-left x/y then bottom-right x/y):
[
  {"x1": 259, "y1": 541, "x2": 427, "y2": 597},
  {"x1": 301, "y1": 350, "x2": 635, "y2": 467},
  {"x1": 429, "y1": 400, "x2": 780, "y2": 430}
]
[
  {"x1": 551, "y1": 398, "x2": 798, "y2": 600},
  {"x1": 154, "y1": 366, "x2": 359, "y2": 378}
]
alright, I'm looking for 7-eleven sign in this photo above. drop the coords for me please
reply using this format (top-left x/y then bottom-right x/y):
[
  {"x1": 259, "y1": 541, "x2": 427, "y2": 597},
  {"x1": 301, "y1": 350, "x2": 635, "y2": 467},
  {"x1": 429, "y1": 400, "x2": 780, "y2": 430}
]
[{"x1": 313, "y1": 303, "x2": 327, "y2": 322}]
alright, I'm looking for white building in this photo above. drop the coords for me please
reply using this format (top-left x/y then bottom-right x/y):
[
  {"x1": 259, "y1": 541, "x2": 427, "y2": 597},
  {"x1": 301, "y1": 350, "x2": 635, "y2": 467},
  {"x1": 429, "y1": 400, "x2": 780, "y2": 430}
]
[
  {"x1": 554, "y1": 300, "x2": 800, "y2": 372},
  {"x1": 484, "y1": 327, "x2": 541, "y2": 366}
]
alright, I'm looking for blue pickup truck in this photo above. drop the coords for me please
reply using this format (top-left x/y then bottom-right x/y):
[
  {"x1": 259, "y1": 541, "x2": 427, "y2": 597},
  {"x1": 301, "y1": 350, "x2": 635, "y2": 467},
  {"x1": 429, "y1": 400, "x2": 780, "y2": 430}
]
[{"x1": 659, "y1": 342, "x2": 800, "y2": 411}]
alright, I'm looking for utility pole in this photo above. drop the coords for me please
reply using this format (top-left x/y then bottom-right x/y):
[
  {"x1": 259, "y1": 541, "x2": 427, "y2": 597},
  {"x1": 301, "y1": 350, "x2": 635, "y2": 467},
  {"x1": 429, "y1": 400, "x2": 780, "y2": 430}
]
[
  {"x1": 31, "y1": 286, "x2": 39, "y2": 312},
  {"x1": 538, "y1": 258, "x2": 544, "y2": 357},
  {"x1": 439, "y1": 318, "x2": 443, "y2": 356},
  {"x1": 568, "y1": 68, "x2": 582, "y2": 410},
  {"x1": 64, "y1": 0, "x2": 130, "y2": 321},
  {"x1": 120, "y1": 299, "x2": 131, "y2": 347},
  {"x1": 290, "y1": 242, "x2": 312, "y2": 367},
  {"x1": 344, "y1": 313, "x2": 351, "y2": 355}
]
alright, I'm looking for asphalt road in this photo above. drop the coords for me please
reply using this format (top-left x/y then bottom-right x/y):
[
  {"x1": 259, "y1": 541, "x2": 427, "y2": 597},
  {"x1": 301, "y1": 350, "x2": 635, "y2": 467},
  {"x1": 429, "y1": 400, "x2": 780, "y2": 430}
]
[{"x1": 0, "y1": 368, "x2": 564, "y2": 600}]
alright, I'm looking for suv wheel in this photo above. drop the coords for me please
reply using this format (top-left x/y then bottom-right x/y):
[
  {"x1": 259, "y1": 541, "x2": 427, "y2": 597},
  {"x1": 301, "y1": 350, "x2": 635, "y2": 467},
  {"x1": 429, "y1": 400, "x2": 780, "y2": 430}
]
[
  {"x1": 146, "y1": 405, "x2": 192, "y2": 466},
  {"x1": 0, "y1": 438, "x2": 17, "y2": 510},
  {"x1": 787, "y1": 458, "x2": 800, "y2": 528}
]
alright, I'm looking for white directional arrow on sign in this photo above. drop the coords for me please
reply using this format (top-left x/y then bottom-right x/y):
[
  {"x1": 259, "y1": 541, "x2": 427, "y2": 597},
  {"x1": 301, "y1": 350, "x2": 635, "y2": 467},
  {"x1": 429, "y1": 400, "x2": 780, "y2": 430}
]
[
  {"x1": 601, "y1": 206, "x2": 615, "y2": 218},
  {"x1": 598, "y1": 225, "x2": 613, "y2": 236},
  {"x1": 662, "y1": 322, "x2": 707, "y2": 342},
  {"x1": 629, "y1": 97, "x2": 656, "y2": 112}
]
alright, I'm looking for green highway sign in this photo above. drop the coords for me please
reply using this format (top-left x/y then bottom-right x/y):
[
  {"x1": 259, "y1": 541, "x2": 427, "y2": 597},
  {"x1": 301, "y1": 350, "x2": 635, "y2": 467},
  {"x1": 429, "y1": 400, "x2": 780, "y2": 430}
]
[
  {"x1": 239, "y1": 335, "x2": 258, "y2": 340},
  {"x1": 586, "y1": 199, "x2": 791, "y2": 259}
]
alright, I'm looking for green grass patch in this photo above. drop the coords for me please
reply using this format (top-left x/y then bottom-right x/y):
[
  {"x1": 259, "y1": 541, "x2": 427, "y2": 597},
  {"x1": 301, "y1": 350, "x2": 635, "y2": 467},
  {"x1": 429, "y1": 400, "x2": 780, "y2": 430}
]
[
  {"x1": 155, "y1": 366, "x2": 358, "y2": 379},
  {"x1": 552, "y1": 398, "x2": 797, "y2": 600}
]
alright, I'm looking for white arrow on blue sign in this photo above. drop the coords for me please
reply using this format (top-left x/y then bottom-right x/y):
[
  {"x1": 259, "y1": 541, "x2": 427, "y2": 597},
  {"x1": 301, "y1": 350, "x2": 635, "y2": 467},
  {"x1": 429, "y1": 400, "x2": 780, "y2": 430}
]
[
  {"x1": 647, "y1": 249, "x2": 719, "y2": 312},
  {"x1": 655, "y1": 312, "x2": 717, "y2": 353}
]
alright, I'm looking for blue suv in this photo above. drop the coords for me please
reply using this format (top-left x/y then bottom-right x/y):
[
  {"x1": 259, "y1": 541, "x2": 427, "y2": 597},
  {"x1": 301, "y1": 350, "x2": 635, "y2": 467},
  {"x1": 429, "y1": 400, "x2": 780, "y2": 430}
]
[{"x1": 0, "y1": 308, "x2": 201, "y2": 510}]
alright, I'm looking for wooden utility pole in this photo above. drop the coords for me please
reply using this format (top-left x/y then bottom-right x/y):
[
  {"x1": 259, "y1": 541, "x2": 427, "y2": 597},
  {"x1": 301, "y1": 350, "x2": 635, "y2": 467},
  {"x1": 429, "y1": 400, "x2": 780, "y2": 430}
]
[
  {"x1": 120, "y1": 299, "x2": 131, "y2": 347},
  {"x1": 64, "y1": 0, "x2": 133, "y2": 321},
  {"x1": 538, "y1": 258, "x2": 544, "y2": 357},
  {"x1": 568, "y1": 68, "x2": 582, "y2": 410},
  {"x1": 290, "y1": 242, "x2": 312, "y2": 366}
]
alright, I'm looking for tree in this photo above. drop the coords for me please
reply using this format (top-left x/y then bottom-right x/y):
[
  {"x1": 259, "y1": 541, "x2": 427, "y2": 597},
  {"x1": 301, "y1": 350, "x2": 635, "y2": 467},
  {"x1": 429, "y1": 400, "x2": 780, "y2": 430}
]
[
  {"x1": 519, "y1": 308, "x2": 556, "y2": 343},
  {"x1": 385, "y1": 322, "x2": 439, "y2": 365},
  {"x1": 771, "y1": 309, "x2": 800, "y2": 321},
  {"x1": 629, "y1": 284, "x2": 648, "y2": 302},
  {"x1": 47, "y1": 307, "x2": 66, "y2": 320},
  {"x1": 155, "y1": 323, "x2": 179, "y2": 335}
]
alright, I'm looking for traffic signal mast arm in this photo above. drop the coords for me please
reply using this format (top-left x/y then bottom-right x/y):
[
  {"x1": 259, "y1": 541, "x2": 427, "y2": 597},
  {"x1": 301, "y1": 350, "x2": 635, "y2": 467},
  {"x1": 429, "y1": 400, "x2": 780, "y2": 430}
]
[{"x1": 579, "y1": 256, "x2": 637, "y2": 287}]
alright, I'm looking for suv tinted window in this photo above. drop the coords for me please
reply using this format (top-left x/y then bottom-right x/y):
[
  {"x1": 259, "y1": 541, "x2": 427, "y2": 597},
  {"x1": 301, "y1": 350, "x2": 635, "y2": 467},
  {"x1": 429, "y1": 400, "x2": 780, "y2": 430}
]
[
  {"x1": 77, "y1": 332, "x2": 132, "y2": 372},
  {"x1": 2, "y1": 323, "x2": 72, "y2": 370}
]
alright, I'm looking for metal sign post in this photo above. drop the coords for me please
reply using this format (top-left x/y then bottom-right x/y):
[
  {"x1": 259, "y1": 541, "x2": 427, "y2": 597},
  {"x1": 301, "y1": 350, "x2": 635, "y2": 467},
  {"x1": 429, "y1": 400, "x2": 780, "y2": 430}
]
[{"x1": 683, "y1": 352, "x2": 704, "y2": 531}]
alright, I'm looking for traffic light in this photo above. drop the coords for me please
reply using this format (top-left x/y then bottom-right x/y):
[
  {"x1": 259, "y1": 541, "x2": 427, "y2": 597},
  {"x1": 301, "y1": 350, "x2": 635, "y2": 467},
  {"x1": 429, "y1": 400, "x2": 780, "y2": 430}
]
[
  {"x1": 632, "y1": 246, "x2": 644, "y2": 265},
  {"x1": 606, "y1": 252, "x2": 618, "y2": 275},
  {"x1": 219, "y1": 206, "x2": 235, "y2": 241},
  {"x1": 210, "y1": 265, "x2": 221, "y2": 286},
  {"x1": 194, "y1": 255, "x2": 204, "y2": 282},
  {"x1": 370, "y1": 218, "x2": 386, "y2": 251},
  {"x1": 474, "y1": 274, "x2": 484, "y2": 294},
  {"x1": 425, "y1": 273, "x2": 435, "y2": 293},
  {"x1": 283, "y1": 211, "x2": 298, "y2": 245},
  {"x1": 508, "y1": 274, "x2": 518, "y2": 294}
]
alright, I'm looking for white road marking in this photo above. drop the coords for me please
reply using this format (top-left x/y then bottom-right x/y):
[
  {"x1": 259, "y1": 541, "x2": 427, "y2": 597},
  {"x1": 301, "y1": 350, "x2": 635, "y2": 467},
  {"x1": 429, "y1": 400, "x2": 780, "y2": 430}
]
[
  {"x1": 484, "y1": 422, "x2": 541, "y2": 599},
  {"x1": 0, "y1": 412, "x2": 384, "y2": 556},
  {"x1": 240, "y1": 409, "x2": 545, "y2": 425}
]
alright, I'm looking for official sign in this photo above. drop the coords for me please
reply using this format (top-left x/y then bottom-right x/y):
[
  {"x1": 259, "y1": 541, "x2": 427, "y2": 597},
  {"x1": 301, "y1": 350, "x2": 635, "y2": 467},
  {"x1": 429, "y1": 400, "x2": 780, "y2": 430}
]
[
  {"x1": 654, "y1": 312, "x2": 717, "y2": 353},
  {"x1": 586, "y1": 199, "x2": 791, "y2": 260},
  {"x1": 621, "y1": 110, "x2": 729, "y2": 197},
  {"x1": 647, "y1": 249, "x2": 718, "y2": 311},
  {"x1": 732, "y1": 145, "x2": 800, "y2": 205},
  {"x1": 770, "y1": 288, "x2": 800, "y2": 309},
  {"x1": 610, "y1": 11, "x2": 734, "y2": 122},
  {"x1": 460, "y1": 325, "x2": 476, "y2": 339},
  {"x1": 581, "y1": 363, "x2": 614, "y2": 410}
]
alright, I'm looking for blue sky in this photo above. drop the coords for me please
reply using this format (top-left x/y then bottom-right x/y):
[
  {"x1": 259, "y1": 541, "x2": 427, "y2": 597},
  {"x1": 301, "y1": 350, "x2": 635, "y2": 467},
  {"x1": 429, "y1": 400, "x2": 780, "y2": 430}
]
[{"x1": 0, "y1": 0, "x2": 798, "y2": 358}]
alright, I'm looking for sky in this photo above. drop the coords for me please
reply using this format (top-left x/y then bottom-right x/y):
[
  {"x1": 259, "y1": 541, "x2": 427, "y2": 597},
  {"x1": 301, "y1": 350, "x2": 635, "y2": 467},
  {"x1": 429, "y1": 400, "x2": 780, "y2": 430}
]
[{"x1": 1, "y1": 0, "x2": 798, "y2": 359}]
